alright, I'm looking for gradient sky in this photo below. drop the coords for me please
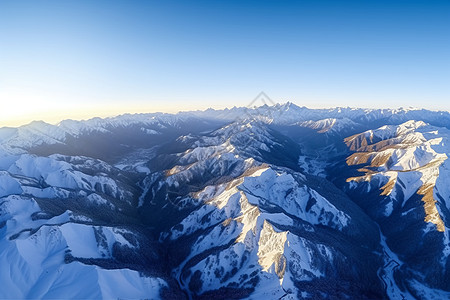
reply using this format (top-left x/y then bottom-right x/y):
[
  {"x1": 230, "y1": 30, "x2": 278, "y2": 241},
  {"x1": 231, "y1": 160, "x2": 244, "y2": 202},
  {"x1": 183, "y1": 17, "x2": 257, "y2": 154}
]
[{"x1": 1, "y1": 0, "x2": 449, "y2": 126}]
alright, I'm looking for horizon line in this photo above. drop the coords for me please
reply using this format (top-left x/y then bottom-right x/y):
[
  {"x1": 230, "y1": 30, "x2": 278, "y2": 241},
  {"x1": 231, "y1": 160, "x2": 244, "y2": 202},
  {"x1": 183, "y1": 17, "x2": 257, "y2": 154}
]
[{"x1": 2, "y1": 102, "x2": 449, "y2": 129}]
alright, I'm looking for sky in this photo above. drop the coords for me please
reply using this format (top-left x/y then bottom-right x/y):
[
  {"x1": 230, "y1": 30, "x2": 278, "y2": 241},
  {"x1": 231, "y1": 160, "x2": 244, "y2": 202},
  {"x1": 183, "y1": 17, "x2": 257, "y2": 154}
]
[{"x1": 0, "y1": 0, "x2": 449, "y2": 127}]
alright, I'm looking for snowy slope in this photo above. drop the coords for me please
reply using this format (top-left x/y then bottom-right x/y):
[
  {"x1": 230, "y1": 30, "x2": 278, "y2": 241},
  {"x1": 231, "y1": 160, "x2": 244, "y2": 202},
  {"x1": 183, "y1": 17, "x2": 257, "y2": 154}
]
[
  {"x1": 298, "y1": 118, "x2": 359, "y2": 134},
  {"x1": 166, "y1": 167, "x2": 351, "y2": 297},
  {"x1": 137, "y1": 119, "x2": 383, "y2": 299},
  {"x1": 345, "y1": 120, "x2": 449, "y2": 232},
  {"x1": 343, "y1": 120, "x2": 450, "y2": 295},
  {"x1": 0, "y1": 152, "x2": 168, "y2": 298},
  {"x1": 0, "y1": 194, "x2": 166, "y2": 299}
]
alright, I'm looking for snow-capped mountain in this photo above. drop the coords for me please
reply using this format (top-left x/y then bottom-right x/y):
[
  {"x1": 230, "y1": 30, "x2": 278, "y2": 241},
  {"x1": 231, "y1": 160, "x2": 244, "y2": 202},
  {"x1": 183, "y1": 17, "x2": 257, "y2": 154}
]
[
  {"x1": 1, "y1": 103, "x2": 450, "y2": 299},
  {"x1": 298, "y1": 118, "x2": 359, "y2": 134},
  {"x1": 2, "y1": 103, "x2": 450, "y2": 155},
  {"x1": 342, "y1": 120, "x2": 450, "y2": 298}
]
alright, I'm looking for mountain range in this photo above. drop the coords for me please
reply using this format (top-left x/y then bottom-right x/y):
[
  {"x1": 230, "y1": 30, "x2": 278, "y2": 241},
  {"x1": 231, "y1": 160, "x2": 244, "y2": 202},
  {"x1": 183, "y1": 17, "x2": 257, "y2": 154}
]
[{"x1": 1, "y1": 103, "x2": 450, "y2": 299}]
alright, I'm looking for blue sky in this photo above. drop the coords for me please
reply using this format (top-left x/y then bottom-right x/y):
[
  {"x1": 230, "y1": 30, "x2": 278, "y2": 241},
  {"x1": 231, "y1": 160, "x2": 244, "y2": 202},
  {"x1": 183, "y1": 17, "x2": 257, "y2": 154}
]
[{"x1": 0, "y1": 0, "x2": 449, "y2": 126}]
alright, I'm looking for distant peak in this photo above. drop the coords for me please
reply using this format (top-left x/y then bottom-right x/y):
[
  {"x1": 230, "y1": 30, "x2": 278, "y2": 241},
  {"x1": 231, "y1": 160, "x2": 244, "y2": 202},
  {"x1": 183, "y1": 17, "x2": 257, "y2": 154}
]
[
  {"x1": 278, "y1": 101, "x2": 299, "y2": 111},
  {"x1": 23, "y1": 120, "x2": 53, "y2": 129}
]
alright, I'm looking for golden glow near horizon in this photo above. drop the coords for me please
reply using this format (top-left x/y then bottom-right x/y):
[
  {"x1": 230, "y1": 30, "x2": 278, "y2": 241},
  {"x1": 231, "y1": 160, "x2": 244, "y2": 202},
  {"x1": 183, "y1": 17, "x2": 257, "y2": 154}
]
[
  {"x1": 1, "y1": 101, "x2": 110, "y2": 127},
  {"x1": 0, "y1": 100, "x2": 228, "y2": 128},
  {"x1": 0, "y1": 102, "x2": 157, "y2": 127}
]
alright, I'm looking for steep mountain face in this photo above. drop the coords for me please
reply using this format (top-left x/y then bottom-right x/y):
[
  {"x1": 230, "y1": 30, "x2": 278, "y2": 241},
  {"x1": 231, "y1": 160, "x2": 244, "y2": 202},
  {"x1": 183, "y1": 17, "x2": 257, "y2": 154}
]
[
  {"x1": 1, "y1": 103, "x2": 450, "y2": 299},
  {"x1": 341, "y1": 120, "x2": 450, "y2": 298},
  {"x1": 140, "y1": 120, "x2": 382, "y2": 299}
]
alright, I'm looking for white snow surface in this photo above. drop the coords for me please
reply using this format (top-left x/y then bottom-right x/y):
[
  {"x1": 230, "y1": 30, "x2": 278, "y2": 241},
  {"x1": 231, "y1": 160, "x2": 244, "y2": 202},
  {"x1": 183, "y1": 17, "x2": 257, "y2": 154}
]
[
  {"x1": 347, "y1": 121, "x2": 450, "y2": 220},
  {"x1": 0, "y1": 193, "x2": 167, "y2": 299},
  {"x1": 168, "y1": 166, "x2": 349, "y2": 297},
  {"x1": 299, "y1": 117, "x2": 358, "y2": 133},
  {"x1": 0, "y1": 150, "x2": 166, "y2": 298}
]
